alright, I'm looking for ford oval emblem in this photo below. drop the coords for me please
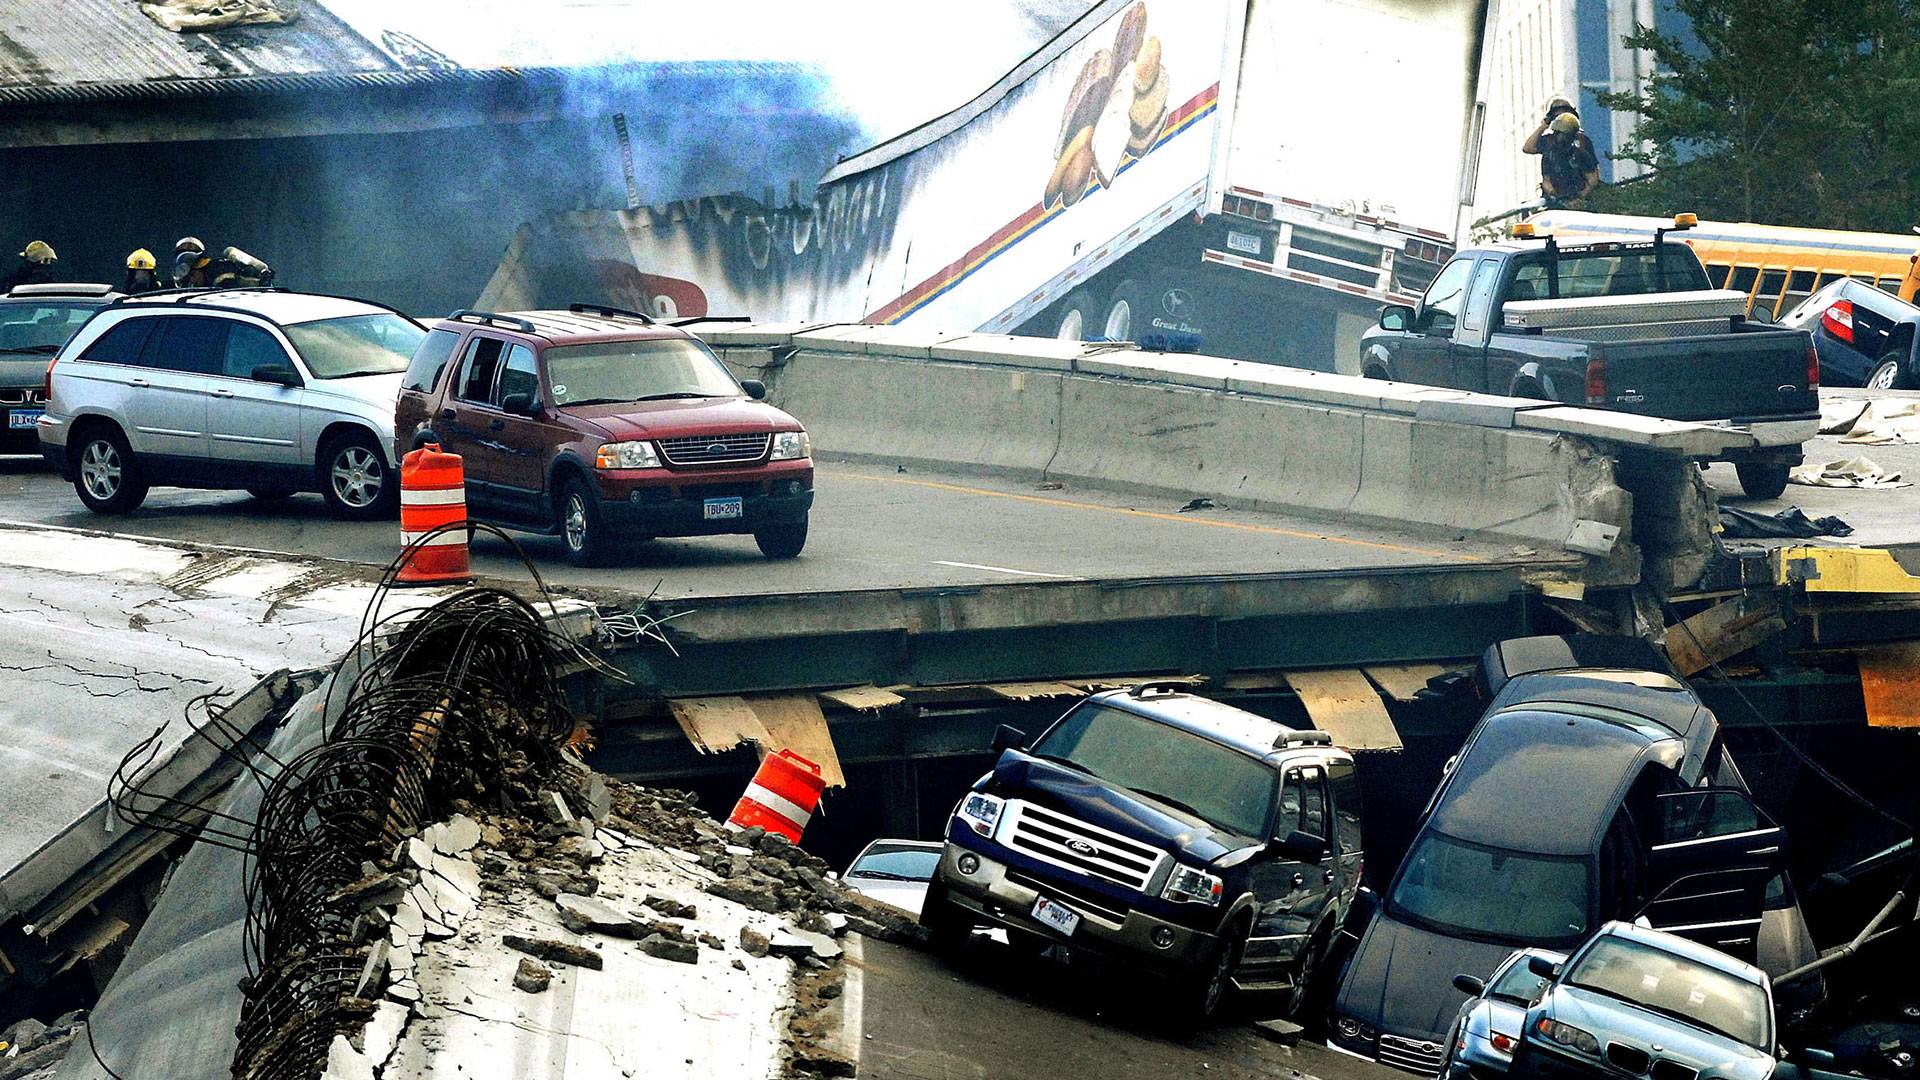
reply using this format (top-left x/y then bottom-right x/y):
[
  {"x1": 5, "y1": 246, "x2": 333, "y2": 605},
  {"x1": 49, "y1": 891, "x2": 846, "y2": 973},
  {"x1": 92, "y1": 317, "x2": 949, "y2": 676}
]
[
  {"x1": 707, "y1": 442, "x2": 729, "y2": 455},
  {"x1": 1065, "y1": 838, "x2": 1099, "y2": 857}
]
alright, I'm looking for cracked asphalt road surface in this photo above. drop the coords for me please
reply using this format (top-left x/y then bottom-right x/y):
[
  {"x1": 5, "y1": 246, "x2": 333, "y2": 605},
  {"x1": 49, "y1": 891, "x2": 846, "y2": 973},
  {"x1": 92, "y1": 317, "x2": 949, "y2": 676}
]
[
  {"x1": 0, "y1": 549, "x2": 361, "y2": 878},
  {"x1": 852, "y1": 934, "x2": 1400, "y2": 1080}
]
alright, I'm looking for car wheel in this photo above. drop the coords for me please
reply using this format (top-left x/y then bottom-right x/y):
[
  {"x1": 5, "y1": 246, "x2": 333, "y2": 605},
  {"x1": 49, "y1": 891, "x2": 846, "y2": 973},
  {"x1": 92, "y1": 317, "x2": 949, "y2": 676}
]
[
  {"x1": 754, "y1": 516, "x2": 808, "y2": 559},
  {"x1": 72, "y1": 427, "x2": 148, "y2": 515},
  {"x1": 1869, "y1": 359, "x2": 1909, "y2": 390},
  {"x1": 1174, "y1": 917, "x2": 1248, "y2": 1030},
  {"x1": 1735, "y1": 461, "x2": 1792, "y2": 500},
  {"x1": 319, "y1": 431, "x2": 396, "y2": 521},
  {"x1": 559, "y1": 476, "x2": 610, "y2": 566},
  {"x1": 1281, "y1": 930, "x2": 1326, "y2": 1020},
  {"x1": 919, "y1": 878, "x2": 972, "y2": 959}
]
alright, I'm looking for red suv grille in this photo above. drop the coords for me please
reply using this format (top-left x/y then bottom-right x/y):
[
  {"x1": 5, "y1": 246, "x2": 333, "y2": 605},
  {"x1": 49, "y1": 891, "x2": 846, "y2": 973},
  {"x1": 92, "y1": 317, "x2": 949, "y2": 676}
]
[{"x1": 658, "y1": 432, "x2": 770, "y2": 466}]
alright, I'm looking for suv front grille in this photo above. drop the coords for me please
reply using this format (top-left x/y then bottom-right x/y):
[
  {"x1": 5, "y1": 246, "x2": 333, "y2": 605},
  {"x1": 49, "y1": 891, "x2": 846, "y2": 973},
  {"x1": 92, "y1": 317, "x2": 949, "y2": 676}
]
[
  {"x1": 658, "y1": 432, "x2": 770, "y2": 466},
  {"x1": 1377, "y1": 1034, "x2": 1446, "y2": 1074},
  {"x1": 1002, "y1": 801, "x2": 1164, "y2": 893}
]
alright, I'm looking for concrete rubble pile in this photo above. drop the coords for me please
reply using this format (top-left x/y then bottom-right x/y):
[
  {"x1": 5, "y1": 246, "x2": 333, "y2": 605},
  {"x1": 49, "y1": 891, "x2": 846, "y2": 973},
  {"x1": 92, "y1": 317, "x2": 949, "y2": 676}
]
[
  {"x1": 0, "y1": 1012, "x2": 86, "y2": 1080},
  {"x1": 314, "y1": 758, "x2": 922, "y2": 1080}
]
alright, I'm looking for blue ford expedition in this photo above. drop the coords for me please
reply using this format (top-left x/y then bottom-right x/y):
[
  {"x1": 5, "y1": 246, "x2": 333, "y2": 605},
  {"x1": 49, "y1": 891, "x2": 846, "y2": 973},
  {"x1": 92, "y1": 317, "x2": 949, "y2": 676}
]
[{"x1": 923, "y1": 682, "x2": 1365, "y2": 1026}]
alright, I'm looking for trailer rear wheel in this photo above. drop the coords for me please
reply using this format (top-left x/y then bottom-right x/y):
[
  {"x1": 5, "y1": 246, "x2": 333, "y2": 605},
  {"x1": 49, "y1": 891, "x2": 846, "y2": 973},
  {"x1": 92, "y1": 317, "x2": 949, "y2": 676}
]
[
  {"x1": 1052, "y1": 289, "x2": 1100, "y2": 341},
  {"x1": 1736, "y1": 462, "x2": 1792, "y2": 500}
]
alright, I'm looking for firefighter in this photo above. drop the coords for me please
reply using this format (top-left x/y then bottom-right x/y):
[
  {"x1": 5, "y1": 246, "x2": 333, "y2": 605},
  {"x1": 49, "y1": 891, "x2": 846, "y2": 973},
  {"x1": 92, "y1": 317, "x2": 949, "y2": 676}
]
[
  {"x1": 208, "y1": 246, "x2": 274, "y2": 288},
  {"x1": 4, "y1": 241, "x2": 59, "y2": 291},
  {"x1": 122, "y1": 249, "x2": 161, "y2": 294},
  {"x1": 172, "y1": 237, "x2": 211, "y2": 288},
  {"x1": 1522, "y1": 97, "x2": 1600, "y2": 207}
]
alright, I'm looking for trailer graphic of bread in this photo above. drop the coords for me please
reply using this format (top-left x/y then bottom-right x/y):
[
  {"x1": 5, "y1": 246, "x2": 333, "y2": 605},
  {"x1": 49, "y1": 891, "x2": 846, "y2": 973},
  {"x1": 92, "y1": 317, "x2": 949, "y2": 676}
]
[{"x1": 1043, "y1": 3, "x2": 1168, "y2": 209}]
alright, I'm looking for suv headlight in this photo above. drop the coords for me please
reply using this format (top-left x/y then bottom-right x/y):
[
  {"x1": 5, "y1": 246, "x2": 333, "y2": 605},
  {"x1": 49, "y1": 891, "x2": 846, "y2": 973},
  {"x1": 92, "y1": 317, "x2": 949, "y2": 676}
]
[
  {"x1": 594, "y1": 441, "x2": 661, "y2": 469},
  {"x1": 1333, "y1": 1017, "x2": 1378, "y2": 1049},
  {"x1": 770, "y1": 430, "x2": 811, "y2": 461},
  {"x1": 1161, "y1": 863, "x2": 1224, "y2": 906},
  {"x1": 955, "y1": 792, "x2": 1004, "y2": 838},
  {"x1": 1536, "y1": 1017, "x2": 1600, "y2": 1056}
]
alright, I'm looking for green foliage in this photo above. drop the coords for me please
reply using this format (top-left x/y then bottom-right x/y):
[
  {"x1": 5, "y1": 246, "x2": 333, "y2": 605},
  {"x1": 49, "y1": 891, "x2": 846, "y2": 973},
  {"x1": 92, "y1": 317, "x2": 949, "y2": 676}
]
[{"x1": 1590, "y1": 0, "x2": 1920, "y2": 231}]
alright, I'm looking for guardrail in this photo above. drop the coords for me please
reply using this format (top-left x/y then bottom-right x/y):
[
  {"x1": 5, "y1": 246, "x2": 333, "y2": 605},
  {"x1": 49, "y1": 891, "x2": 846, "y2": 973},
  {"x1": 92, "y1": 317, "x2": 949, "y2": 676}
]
[{"x1": 683, "y1": 320, "x2": 1732, "y2": 587}]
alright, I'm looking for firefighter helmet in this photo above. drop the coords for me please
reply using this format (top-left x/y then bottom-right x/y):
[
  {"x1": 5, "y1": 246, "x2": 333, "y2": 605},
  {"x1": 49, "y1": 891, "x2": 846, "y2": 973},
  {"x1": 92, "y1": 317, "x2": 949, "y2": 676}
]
[
  {"x1": 20, "y1": 240, "x2": 55, "y2": 263},
  {"x1": 127, "y1": 248, "x2": 157, "y2": 271}
]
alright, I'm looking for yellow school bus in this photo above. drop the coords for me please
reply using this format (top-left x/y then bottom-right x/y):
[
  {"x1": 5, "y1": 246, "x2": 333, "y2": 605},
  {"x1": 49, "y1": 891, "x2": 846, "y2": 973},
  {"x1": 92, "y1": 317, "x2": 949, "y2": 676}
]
[{"x1": 1529, "y1": 210, "x2": 1920, "y2": 318}]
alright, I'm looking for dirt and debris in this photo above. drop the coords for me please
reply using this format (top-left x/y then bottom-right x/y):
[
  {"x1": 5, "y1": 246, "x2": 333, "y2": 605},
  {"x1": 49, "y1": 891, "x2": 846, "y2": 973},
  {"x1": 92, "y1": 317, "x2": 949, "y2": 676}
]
[{"x1": 0, "y1": 1011, "x2": 85, "y2": 1080}]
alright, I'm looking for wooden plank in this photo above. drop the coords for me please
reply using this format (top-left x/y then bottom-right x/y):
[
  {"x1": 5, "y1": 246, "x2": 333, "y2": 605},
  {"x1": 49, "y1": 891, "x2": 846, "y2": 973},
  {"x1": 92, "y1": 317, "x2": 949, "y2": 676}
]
[
  {"x1": 1222, "y1": 672, "x2": 1290, "y2": 691},
  {"x1": 1859, "y1": 642, "x2": 1920, "y2": 729},
  {"x1": 1361, "y1": 663, "x2": 1450, "y2": 703},
  {"x1": 819, "y1": 685, "x2": 906, "y2": 711},
  {"x1": 1664, "y1": 594, "x2": 1783, "y2": 676},
  {"x1": 752, "y1": 694, "x2": 846, "y2": 789},
  {"x1": 667, "y1": 696, "x2": 770, "y2": 755},
  {"x1": 982, "y1": 681, "x2": 1085, "y2": 701},
  {"x1": 1283, "y1": 670, "x2": 1401, "y2": 752}
]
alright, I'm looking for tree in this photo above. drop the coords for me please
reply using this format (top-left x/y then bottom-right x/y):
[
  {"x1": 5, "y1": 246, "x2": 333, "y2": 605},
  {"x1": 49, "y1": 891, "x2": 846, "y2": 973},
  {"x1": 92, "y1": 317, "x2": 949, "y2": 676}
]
[{"x1": 1589, "y1": 0, "x2": 1920, "y2": 232}]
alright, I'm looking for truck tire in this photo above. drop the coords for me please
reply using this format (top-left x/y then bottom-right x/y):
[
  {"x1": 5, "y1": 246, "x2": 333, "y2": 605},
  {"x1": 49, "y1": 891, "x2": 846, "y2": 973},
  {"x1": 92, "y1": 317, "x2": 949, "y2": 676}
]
[
  {"x1": 1052, "y1": 289, "x2": 1100, "y2": 341},
  {"x1": 72, "y1": 425, "x2": 148, "y2": 515},
  {"x1": 559, "y1": 475, "x2": 611, "y2": 566},
  {"x1": 1172, "y1": 917, "x2": 1248, "y2": 1030},
  {"x1": 1869, "y1": 359, "x2": 1910, "y2": 390},
  {"x1": 1736, "y1": 462, "x2": 1792, "y2": 500},
  {"x1": 1101, "y1": 279, "x2": 1148, "y2": 342},
  {"x1": 754, "y1": 517, "x2": 808, "y2": 559},
  {"x1": 1280, "y1": 928, "x2": 1328, "y2": 1020},
  {"x1": 919, "y1": 878, "x2": 972, "y2": 958}
]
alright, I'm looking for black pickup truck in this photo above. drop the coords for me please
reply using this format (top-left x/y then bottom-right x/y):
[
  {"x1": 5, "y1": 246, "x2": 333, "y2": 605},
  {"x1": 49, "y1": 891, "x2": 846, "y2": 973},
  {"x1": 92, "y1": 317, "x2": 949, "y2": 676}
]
[{"x1": 1359, "y1": 226, "x2": 1820, "y2": 498}]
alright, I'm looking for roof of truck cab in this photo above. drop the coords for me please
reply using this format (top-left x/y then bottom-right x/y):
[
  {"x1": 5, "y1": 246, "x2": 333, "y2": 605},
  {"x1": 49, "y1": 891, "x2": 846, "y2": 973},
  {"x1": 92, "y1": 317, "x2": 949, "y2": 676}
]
[{"x1": 1468, "y1": 234, "x2": 1674, "y2": 257}]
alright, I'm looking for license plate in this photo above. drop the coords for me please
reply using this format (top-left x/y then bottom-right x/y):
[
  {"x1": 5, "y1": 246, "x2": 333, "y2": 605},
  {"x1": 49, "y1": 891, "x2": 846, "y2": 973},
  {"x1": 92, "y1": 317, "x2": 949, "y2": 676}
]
[
  {"x1": 702, "y1": 496, "x2": 744, "y2": 520},
  {"x1": 1226, "y1": 229, "x2": 1264, "y2": 256},
  {"x1": 7, "y1": 409, "x2": 41, "y2": 430},
  {"x1": 1031, "y1": 896, "x2": 1080, "y2": 937}
]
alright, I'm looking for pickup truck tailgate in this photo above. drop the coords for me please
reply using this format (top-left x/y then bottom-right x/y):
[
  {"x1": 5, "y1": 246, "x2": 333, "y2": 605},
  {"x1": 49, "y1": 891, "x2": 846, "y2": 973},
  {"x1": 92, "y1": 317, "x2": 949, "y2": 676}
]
[{"x1": 1594, "y1": 329, "x2": 1817, "y2": 422}]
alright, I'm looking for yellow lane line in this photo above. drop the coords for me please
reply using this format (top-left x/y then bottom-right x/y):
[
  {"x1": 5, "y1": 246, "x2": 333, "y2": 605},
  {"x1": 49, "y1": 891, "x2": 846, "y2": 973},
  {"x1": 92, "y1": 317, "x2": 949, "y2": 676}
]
[{"x1": 850, "y1": 473, "x2": 1485, "y2": 563}]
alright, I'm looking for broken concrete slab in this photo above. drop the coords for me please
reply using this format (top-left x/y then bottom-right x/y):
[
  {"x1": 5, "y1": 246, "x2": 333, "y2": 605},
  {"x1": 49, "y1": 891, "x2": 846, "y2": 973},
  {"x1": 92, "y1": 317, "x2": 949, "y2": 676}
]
[
  {"x1": 767, "y1": 927, "x2": 842, "y2": 962},
  {"x1": 323, "y1": 1034, "x2": 375, "y2": 1080},
  {"x1": 503, "y1": 934, "x2": 603, "y2": 970},
  {"x1": 555, "y1": 894, "x2": 644, "y2": 938},
  {"x1": 513, "y1": 957, "x2": 553, "y2": 993},
  {"x1": 430, "y1": 852, "x2": 482, "y2": 898},
  {"x1": 1252, "y1": 1018, "x2": 1303, "y2": 1046},
  {"x1": 639, "y1": 933, "x2": 701, "y2": 965},
  {"x1": 362, "y1": 1001, "x2": 408, "y2": 1069}
]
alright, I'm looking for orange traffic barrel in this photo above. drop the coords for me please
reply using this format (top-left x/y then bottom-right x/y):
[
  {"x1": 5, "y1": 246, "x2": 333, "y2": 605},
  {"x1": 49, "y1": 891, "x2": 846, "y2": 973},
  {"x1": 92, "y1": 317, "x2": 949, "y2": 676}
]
[
  {"x1": 728, "y1": 749, "x2": 827, "y2": 843},
  {"x1": 395, "y1": 444, "x2": 471, "y2": 586}
]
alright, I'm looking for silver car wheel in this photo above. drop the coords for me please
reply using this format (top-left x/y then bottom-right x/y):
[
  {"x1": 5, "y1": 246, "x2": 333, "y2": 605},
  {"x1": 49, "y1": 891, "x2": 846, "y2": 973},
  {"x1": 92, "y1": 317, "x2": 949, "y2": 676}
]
[
  {"x1": 329, "y1": 446, "x2": 383, "y2": 509},
  {"x1": 80, "y1": 440, "x2": 122, "y2": 501},
  {"x1": 1870, "y1": 363, "x2": 1899, "y2": 389},
  {"x1": 564, "y1": 493, "x2": 588, "y2": 551}
]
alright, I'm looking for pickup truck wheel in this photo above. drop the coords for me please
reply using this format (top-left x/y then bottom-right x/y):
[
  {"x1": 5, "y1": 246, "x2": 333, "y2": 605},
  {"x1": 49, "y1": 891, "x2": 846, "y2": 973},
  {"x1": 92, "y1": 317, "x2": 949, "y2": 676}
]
[
  {"x1": 1870, "y1": 360, "x2": 1910, "y2": 390},
  {"x1": 919, "y1": 879, "x2": 971, "y2": 958},
  {"x1": 754, "y1": 517, "x2": 808, "y2": 559},
  {"x1": 560, "y1": 477, "x2": 611, "y2": 566},
  {"x1": 1735, "y1": 461, "x2": 1792, "y2": 500},
  {"x1": 1280, "y1": 930, "x2": 1325, "y2": 1019},
  {"x1": 73, "y1": 427, "x2": 148, "y2": 515}
]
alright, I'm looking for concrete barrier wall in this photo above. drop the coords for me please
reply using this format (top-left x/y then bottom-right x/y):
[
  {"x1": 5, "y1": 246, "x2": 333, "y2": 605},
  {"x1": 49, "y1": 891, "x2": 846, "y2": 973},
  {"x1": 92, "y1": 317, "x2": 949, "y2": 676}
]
[{"x1": 690, "y1": 321, "x2": 1727, "y2": 581}]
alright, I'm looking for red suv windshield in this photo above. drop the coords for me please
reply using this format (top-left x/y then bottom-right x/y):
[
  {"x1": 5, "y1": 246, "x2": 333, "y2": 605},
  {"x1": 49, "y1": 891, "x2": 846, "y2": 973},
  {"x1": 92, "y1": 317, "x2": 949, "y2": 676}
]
[{"x1": 547, "y1": 338, "x2": 739, "y2": 407}]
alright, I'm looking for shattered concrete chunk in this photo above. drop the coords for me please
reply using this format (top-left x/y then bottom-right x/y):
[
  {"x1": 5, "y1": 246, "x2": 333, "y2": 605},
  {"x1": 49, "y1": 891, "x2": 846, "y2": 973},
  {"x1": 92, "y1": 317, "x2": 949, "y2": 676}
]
[
  {"x1": 585, "y1": 773, "x2": 611, "y2": 823},
  {"x1": 404, "y1": 837, "x2": 435, "y2": 871},
  {"x1": 330, "y1": 871, "x2": 409, "y2": 910},
  {"x1": 0, "y1": 1018, "x2": 47, "y2": 1054},
  {"x1": 430, "y1": 852, "x2": 482, "y2": 898},
  {"x1": 1253, "y1": 1018, "x2": 1302, "y2": 1046},
  {"x1": 513, "y1": 957, "x2": 553, "y2": 993},
  {"x1": 754, "y1": 831, "x2": 793, "y2": 857},
  {"x1": 363, "y1": 1001, "x2": 409, "y2": 1068},
  {"x1": 768, "y1": 928, "x2": 842, "y2": 962},
  {"x1": 643, "y1": 894, "x2": 697, "y2": 920},
  {"x1": 391, "y1": 896, "x2": 426, "y2": 938},
  {"x1": 353, "y1": 940, "x2": 390, "y2": 998},
  {"x1": 707, "y1": 877, "x2": 780, "y2": 913},
  {"x1": 323, "y1": 1033, "x2": 376, "y2": 1080},
  {"x1": 555, "y1": 894, "x2": 643, "y2": 938},
  {"x1": 539, "y1": 790, "x2": 574, "y2": 824},
  {"x1": 479, "y1": 822, "x2": 505, "y2": 848},
  {"x1": 503, "y1": 933, "x2": 603, "y2": 970},
  {"x1": 638, "y1": 933, "x2": 700, "y2": 965},
  {"x1": 739, "y1": 926, "x2": 771, "y2": 958}
]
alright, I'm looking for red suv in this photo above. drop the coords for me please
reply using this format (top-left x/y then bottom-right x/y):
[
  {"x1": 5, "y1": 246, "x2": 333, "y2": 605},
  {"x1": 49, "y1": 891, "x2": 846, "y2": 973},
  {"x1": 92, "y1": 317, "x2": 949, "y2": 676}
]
[{"x1": 394, "y1": 305, "x2": 813, "y2": 564}]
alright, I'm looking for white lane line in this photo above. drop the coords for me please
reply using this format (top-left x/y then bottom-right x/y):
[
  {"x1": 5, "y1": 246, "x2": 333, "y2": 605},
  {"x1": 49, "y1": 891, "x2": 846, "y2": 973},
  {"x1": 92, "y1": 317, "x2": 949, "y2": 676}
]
[
  {"x1": 839, "y1": 934, "x2": 865, "y2": 1066},
  {"x1": 932, "y1": 560, "x2": 1077, "y2": 580}
]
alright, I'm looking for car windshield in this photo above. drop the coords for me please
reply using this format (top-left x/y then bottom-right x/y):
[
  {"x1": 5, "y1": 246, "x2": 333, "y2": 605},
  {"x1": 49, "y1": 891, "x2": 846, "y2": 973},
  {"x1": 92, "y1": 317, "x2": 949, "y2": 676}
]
[
  {"x1": 1028, "y1": 704, "x2": 1276, "y2": 838},
  {"x1": 849, "y1": 848, "x2": 941, "y2": 882},
  {"x1": 546, "y1": 338, "x2": 740, "y2": 407},
  {"x1": 283, "y1": 313, "x2": 425, "y2": 379},
  {"x1": 1508, "y1": 246, "x2": 1709, "y2": 301},
  {"x1": 1489, "y1": 956, "x2": 1554, "y2": 1006},
  {"x1": 1389, "y1": 831, "x2": 1591, "y2": 945},
  {"x1": 0, "y1": 301, "x2": 100, "y2": 355},
  {"x1": 1566, "y1": 937, "x2": 1770, "y2": 1049}
]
